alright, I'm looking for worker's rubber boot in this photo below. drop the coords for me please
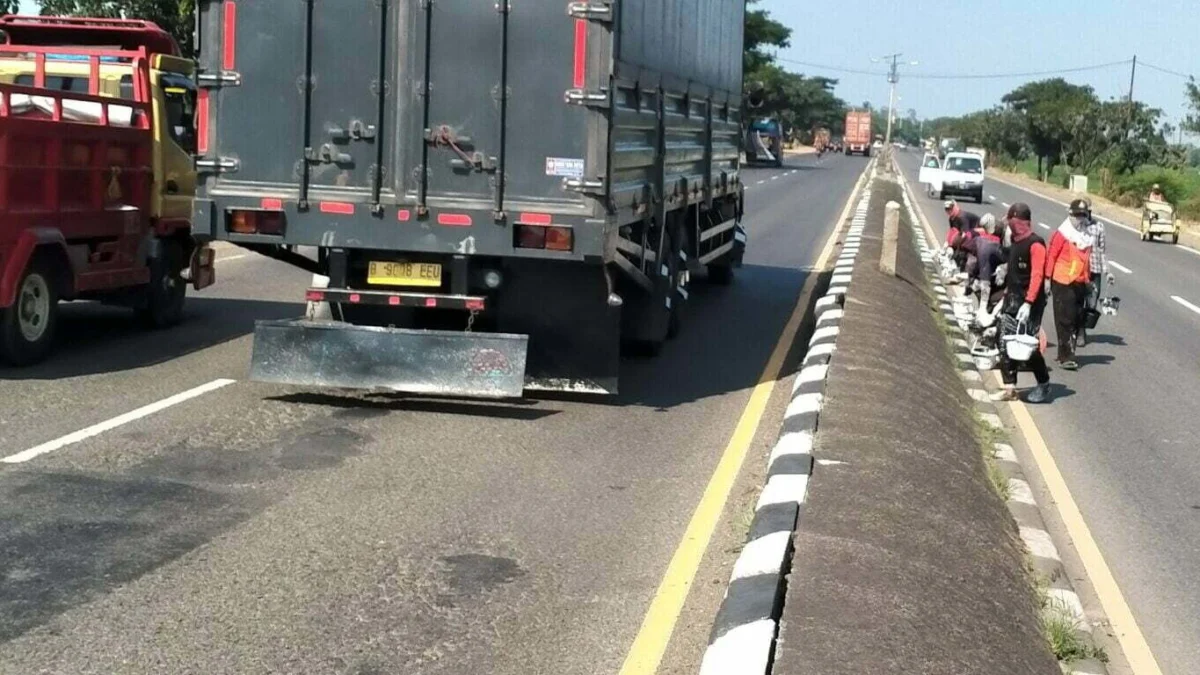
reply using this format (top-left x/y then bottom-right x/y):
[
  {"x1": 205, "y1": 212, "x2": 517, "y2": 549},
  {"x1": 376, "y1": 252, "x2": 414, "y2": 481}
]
[{"x1": 1024, "y1": 383, "x2": 1050, "y2": 404}]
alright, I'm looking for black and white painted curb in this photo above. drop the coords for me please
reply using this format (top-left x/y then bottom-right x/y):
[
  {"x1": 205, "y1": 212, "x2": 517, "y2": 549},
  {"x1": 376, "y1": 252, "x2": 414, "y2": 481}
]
[
  {"x1": 697, "y1": 174, "x2": 875, "y2": 675},
  {"x1": 896, "y1": 166, "x2": 1109, "y2": 675}
]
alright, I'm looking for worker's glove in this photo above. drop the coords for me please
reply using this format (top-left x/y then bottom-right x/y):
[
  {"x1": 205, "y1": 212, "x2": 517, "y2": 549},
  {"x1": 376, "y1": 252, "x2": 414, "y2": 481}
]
[
  {"x1": 1106, "y1": 272, "x2": 1116, "y2": 286},
  {"x1": 1016, "y1": 302, "x2": 1032, "y2": 324}
]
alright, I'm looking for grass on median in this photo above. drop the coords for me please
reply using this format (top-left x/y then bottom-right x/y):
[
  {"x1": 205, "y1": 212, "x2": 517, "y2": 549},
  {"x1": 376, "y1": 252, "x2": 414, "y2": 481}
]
[
  {"x1": 973, "y1": 413, "x2": 1012, "y2": 502},
  {"x1": 1039, "y1": 593, "x2": 1109, "y2": 664}
]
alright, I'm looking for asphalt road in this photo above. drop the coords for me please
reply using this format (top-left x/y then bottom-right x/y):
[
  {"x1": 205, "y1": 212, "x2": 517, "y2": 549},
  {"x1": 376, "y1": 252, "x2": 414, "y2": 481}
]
[
  {"x1": 898, "y1": 151, "x2": 1200, "y2": 675},
  {"x1": 0, "y1": 152, "x2": 867, "y2": 674}
]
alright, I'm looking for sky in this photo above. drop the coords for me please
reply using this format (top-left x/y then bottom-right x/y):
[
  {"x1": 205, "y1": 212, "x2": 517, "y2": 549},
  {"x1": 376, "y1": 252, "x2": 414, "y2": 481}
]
[{"x1": 760, "y1": 0, "x2": 1199, "y2": 133}]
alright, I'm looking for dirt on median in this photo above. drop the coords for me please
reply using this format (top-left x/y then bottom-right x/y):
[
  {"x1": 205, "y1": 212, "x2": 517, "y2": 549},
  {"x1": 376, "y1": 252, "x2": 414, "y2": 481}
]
[{"x1": 772, "y1": 178, "x2": 1060, "y2": 674}]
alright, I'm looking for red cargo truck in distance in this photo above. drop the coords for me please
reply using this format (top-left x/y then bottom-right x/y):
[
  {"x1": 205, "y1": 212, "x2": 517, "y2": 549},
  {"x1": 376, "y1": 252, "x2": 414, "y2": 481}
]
[
  {"x1": 0, "y1": 18, "x2": 215, "y2": 365},
  {"x1": 843, "y1": 110, "x2": 872, "y2": 157}
]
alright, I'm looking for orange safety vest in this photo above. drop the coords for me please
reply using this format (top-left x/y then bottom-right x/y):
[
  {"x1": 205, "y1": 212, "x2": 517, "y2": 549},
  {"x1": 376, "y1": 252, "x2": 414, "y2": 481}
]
[{"x1": 1051, "y1": 237, "x2": 1091, "y2": 284}]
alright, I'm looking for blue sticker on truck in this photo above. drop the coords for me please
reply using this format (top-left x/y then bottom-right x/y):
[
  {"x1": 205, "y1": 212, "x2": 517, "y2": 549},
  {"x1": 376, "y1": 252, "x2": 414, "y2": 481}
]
[{"x1": 545, "y1": 157, "x2": 585, "y2": 178}]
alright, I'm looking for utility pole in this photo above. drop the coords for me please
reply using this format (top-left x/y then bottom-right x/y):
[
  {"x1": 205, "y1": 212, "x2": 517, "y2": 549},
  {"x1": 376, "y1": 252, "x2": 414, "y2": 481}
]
[
  {"x1": 1128, "y1": 55, "x2": 1137, "y2": 104},
  {"x1": 873, "y1": 54, "x2": 917, "y2": 146},
  {"x1": 1126, "y1": 55, "x2": 1137, "y2": 137}
]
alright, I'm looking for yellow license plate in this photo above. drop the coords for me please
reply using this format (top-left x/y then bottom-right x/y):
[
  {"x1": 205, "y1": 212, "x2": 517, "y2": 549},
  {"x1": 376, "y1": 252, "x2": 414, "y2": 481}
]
[{"x1": 367, "y1": 261, "x2": 443, "y2": 287}]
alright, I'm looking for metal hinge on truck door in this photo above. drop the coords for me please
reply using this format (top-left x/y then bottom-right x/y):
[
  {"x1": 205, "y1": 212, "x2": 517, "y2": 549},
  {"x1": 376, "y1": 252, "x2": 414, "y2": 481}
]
[
  {"x1": 567, "y1": 1, "x2": 613, "y2": 22},
  {"x1": 196, "y1": 70, "x2": 242, "y2": 88},
  {"x1": 195, "y1": 156, "x2": 240, "y2": 174},
  {"x1": 564, "y1": 89, "x2": 609, "y2": 108}
]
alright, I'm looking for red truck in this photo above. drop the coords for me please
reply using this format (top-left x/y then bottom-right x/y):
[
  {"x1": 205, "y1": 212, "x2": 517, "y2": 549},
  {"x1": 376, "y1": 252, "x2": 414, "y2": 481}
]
[
  {"x1": 843, "y1": 110, "x2": 873, "y2": 157},
  {"x1": 0, "y1": 18, "x2": 214, "y2": 365}
]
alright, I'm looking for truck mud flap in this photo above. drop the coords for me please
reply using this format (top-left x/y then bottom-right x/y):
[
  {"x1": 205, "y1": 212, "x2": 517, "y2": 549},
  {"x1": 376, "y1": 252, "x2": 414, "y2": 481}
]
[{"x1": 250, "y1": 320, "x2": 529, "y2": 399}]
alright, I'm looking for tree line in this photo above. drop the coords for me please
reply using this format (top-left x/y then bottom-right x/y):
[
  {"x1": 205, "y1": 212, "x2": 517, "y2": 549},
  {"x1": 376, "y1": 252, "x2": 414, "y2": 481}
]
[
  {"x1": 744, "y1": 1, "x2": 847, "y2": 140},
  {"x1": 926, "y1": 78, "x2": 1192, "y2": 179}
]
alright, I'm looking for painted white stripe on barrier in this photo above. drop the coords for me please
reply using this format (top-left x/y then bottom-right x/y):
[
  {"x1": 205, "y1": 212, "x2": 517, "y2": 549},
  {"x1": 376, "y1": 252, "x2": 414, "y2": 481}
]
[
  {"x1": 1020, "y1": 525, "x2": 1061, "y2": 561},
  {"x1": 994, "y1": 443, "x2": 1017, "y2": 463},
  {"x1": 961, "y1": 370, "x2": 982, "y2": 382},
  {"x1": 814, "y1": 296, "x2": 839, "y2": 311},
  {"x1": 755, "y1": 473, "x2": 809, "y2": 510},
  {"x1": 831, "y1": 273, "x2": 852, "y2": 284},
  {"x1": 770, "y1": 430, "x2": 814, "y2": 465},
  {"x1": 731, "y1": 530, "x2": 791, "y2": 579},
  {"x1": 1046, "y1": 588, "x2": 1086, "y2": 622},
  {"x1": 827, "y1": 285, "x2": 848, "y2": 296},
  {"x1": 979, "y1": 412, "x2": 1003, "y2": 430},
  {"x1": 795, "y1": 364, "x2": 829, "y2": 387},
  {"x1": 804, "y1": 342, "x2": 836, "y2": 361},
  {"x1": 817, "y1": 308, "x2": 844, "y2": 324},
  {"x1": 967, "y1": 388, "x2": 989, "y2": 402},
  {"x1": 1008, "y1": 478, "x2": 1037, "y2": 506},
  {"x1": 956, "y1": 353, "x2": 975, "y2": 365},
  {"x1": 952, "y1": 338, "x2": 968, "y2": 348},
  {"x1": 784, "y1": 393, "x2": 823, "y2": 419},
  {"x1": 809, "y1": 325, "x2": 839, "y2": 343},
  {"x1": 699, "y1": 620, "x2": 774, "y2": 675},
  {"x1": 3, "y1": 379, "x2": 237, "y2": 464}
]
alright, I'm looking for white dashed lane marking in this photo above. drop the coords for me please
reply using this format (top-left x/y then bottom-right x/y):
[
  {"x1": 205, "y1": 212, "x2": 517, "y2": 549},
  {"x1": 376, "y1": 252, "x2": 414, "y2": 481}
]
[
  {"x1": 1109, "y1": 260, "x2": 1132, "y2": 274},
  {"x1": 1171, "y1": 295, "x2": 1200, "y2": 316}
]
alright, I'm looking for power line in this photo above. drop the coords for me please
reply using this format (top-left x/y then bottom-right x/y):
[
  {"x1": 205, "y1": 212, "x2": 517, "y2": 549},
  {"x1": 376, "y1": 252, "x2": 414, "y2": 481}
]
[
  {"x1": 775, "y1": 57, "x2": 1133, "y2": 81},
  {"x1": 1139, "y1": 60, "x2": 1194, "y2": 80}
]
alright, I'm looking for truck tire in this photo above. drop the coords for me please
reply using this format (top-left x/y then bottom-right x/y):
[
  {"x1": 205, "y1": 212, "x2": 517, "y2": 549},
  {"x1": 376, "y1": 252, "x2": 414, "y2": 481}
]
[
  {"x1": 137, "y1": 240, "x2": 187, "y2": 328},
  {"x1": 0, "y1": 256, "x2": 59, "y2": 366}
]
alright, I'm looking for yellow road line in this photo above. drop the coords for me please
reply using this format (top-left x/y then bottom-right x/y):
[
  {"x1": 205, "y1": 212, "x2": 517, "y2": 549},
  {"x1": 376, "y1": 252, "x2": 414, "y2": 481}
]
[
  {"x1": 617, "y1": 160, "x2": 873, "y2": 675},
  {"x1": 1006, "y1": 397, "x2": 1163, "y2": 674}
]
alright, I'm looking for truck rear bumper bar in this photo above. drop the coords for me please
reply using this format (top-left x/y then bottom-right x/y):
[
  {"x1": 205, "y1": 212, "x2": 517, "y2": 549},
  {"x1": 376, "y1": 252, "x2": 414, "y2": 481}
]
[
  {"x1": 308, "y1": 287, "x2": 486, "y2": 311},
  {"x1": 250, "y1": 319, "x2": 528, "y2": 398}
]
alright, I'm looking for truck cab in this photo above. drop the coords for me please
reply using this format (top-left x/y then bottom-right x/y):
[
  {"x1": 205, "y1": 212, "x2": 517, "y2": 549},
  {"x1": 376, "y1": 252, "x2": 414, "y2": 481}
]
[
  {"x1": 0, "y1": 16, "x2": 198, "y2": 225},
  {"x1": 0, "y1": 16, "x2": 212, "y2": 365}
]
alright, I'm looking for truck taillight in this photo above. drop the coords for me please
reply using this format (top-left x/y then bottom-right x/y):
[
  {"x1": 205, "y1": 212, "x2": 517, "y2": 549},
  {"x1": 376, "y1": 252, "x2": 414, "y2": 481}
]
[
  {"x1": 545, "y1": 226, "x2": 573, "y2": 251},
  {"x1": 515, "y1": 224, "x2": 573, "y2": 252},
  {"x1": 227, "y1": 210, "x2": 285, "y2": 235}
]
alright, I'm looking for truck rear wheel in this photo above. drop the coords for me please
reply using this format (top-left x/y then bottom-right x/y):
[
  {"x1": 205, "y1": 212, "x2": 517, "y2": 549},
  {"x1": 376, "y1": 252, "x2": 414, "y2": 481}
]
[
  {"x1": 137, "y1": 241, "x2": 187, "y2": 328},
  {"x1": 0, "y1": 257, "x2": 59, "y2": 366}
]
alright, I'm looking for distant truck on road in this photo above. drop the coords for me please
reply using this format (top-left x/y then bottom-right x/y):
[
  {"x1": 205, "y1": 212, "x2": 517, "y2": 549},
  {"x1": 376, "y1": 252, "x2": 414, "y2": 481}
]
[
  {"x1": 843, "y1": 110, "x2": 872, "y2": 156},
  {"x1": 0, "y1": 16, "x2": 213, "y2": 365},
  {"x1": 194, "y1": 0, "x2": 747, "y2": 398}
]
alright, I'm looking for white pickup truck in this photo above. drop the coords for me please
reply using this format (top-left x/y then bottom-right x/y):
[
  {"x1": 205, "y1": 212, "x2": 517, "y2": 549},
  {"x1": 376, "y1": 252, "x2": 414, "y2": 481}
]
[{"x1": 920, "y1": 151, "x2": 985, "y2": 203}]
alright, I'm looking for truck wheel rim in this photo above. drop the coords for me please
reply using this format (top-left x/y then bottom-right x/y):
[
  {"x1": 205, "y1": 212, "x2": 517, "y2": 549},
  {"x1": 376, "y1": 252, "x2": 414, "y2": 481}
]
[{"x1": 17, "y1": 273, "x2": 50, "y2": 342}]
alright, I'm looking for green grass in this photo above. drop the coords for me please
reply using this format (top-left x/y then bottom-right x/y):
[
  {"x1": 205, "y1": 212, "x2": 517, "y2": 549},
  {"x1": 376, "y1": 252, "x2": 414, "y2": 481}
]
[
  {"x1": 1039, "y1": 595, "x2": 1108, "y2": 664},
  {"x1": 974, "y1": 415, "x2": 1012, "y2": 501},
  {"x1": 1010, "y1": 158, "x2": 1200, "y2": 220}
]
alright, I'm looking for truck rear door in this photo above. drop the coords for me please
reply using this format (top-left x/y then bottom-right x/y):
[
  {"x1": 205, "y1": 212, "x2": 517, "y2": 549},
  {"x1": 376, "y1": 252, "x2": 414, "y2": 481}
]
[
  {"x1": 200, "y1": 0, "x2": 396, "y2": 197},
  {"x1": 199, "y1": 1, "x2": 587, "y2": 214}
]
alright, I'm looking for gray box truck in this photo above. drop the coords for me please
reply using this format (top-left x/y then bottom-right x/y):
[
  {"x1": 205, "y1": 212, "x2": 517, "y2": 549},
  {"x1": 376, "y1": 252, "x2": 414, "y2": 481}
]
[{"x1": 193, "y1": 0, "x2": 747, "y2": 397}]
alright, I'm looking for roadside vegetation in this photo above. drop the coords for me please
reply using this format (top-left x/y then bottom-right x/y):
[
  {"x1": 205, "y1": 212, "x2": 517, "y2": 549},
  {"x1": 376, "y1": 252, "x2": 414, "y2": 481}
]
[
  {"x1": 924, "y1": 76, "x2": 1200, "y2": 221},
  {"x1": 744, "y1": 1, "x2": 847, "y2": 142}
]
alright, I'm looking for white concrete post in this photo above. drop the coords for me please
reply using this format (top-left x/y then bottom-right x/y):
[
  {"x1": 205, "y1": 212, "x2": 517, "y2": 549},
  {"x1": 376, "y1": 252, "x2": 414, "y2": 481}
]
[{"x1": 880, "y1": 201, "x2": 900, "y2": 276}]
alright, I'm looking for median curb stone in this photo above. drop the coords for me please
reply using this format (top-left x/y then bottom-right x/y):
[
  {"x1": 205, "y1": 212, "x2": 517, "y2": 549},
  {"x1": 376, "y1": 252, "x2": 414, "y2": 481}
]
[
  {"x1": 897, "y1": 162, "x2": 1111, "y2": 675},
  {"x1": 696, "y1": 167, "x2": 876, "y2": 675}
]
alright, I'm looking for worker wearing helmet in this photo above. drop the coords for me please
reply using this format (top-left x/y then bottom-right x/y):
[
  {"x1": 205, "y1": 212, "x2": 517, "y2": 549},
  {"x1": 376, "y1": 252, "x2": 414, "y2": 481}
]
[{"x1": 1148, "y1": 183, "x2": 1166, "y2": 203}]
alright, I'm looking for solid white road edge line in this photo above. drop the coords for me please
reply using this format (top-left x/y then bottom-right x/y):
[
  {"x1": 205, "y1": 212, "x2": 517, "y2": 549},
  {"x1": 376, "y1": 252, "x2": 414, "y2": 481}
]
[
  {"x1": 2, "y1": 379, "x2": 237, "y2": 464},
  {"x1": 1109, "y1": 260, "x2": 1132, "y2": 274},
  {"x1": 1171, "y1": 295, "x2": 1200, "y2": 316}
]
